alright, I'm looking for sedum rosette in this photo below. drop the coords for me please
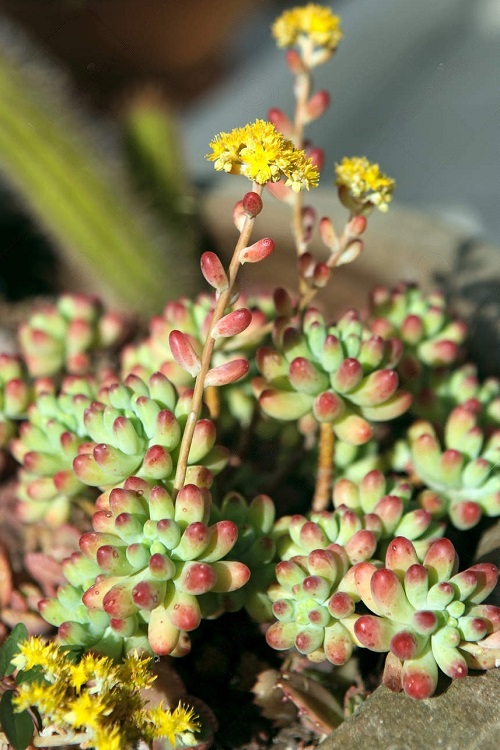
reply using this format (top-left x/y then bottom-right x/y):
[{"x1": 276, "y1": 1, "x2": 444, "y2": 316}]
[
  {"x1": 18, "y1": 294, "x2": 124, "y2": 378},
  {"x1": 41, "y1": 478, "x2": 250, "y2": 657},
  {"x1": 402, "y1": 403, "x2": 500, "y2": 530},
  {"x1": 254, "y1": 307, "x2": 411, "y2": 445},
  {"x1": 346, "y1": 537, "x2": 500, "y2": 698}
]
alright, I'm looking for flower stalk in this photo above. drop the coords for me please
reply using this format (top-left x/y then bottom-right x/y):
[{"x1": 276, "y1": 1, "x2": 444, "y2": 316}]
[
  {"x1": 173, "y1": 183, "x2": 263, "y2": 493},
  {"x1": 312, "y1": 421, "x2": 335, "y2": 511}
]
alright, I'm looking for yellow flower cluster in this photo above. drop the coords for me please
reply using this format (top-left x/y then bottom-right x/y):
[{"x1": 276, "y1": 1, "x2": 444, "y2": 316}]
[
  {"x1": 206, "y1": 119, "x2": 319, "y2": 192},
  {"x1": 12, "y1": 638, "x2": 199, "y2": 750},
  {"x1": 335, "y1": 156, "x2": 395, "y2": 212},
  {"x1": 272, "y1": 4, "x2": 343, "y2": 52}
]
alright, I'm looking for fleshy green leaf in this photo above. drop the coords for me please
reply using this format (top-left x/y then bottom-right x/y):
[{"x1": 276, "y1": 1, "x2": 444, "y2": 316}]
[
  {"x1": 0, "y1": 624, "x2": 28, "y2": 677},
  {"x1": 0, "y1": 691, "x2": 34, "y2": 750}
]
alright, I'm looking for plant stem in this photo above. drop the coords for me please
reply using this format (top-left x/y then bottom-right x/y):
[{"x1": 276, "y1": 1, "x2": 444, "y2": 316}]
[
  {"x1": 173, "y1": 183, "x2": 263, "y2": 494},
  {"x1": 312, "y1": 422, "x2": 335, "y2": 512},
  {"x1": 291, "y1": 69, "x2": 312, "y2": 297},
  {"x1": 298, "y1": 214, "x2": 355, "y2": 312}
]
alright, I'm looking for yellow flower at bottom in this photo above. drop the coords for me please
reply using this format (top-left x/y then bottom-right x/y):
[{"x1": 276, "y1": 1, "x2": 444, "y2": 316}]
[
  {"x1": 146, "y1": 701, "x2": 200, "y2": 745},
  {"x1": 335, "y1": 156, "x2": 395, "y2": 212},
  {"x1": 272, "y1": 4, "x2": 343, "y2": 52},
  {"x1": 207, "y1": 120, "x2": 319, "y2": 192}
]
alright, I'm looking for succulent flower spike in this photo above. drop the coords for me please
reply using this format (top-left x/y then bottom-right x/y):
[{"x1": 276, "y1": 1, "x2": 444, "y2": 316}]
[
  {"x1": 333, "y1": 470, "x2": 444, "y2": 558},
  {"x1": 121, "y1": 292, "x2": 275, "y2": 388},
  {"x1": 0, "y1": 354, "x2": 32, "y2": 447},
  {"x1": 44, "y1": 479, "x2": 251, "y2": 657},
  {"x1": 255, "y1": 307, "x2": 411, "y2": 445},
  {"x1": 368, "y1": 283, "x2": 467, "y2": 396},
  {"x1": 11, "y1": 376, "x2": 98, "y2": 526},
  {"x1": 73, "y1": 371, "x2": 228, "y2": 493},
  {"x1": 351, "y1": 537, "x2": 500, "y2": 698},
  {"x1": 266, "y1": 547, "x2": 359, "y2": 665},
  {"x1": 18, "y1": 294, "x2": 125, "y2": 378},
  {"x1": 405, "y1": 404, "x2": 500, "y2": 529}
]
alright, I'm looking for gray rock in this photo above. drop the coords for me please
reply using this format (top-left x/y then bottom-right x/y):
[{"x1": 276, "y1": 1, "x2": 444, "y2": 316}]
[{"x1": 319, "y1": 669, "x2": 500, "y2": 750}]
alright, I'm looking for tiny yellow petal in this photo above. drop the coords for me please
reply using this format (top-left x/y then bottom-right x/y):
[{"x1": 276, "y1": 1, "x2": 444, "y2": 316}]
[
  {"x1": 206, "y1": 119, "x2": 319, "y2": 191},
  {"x1": 335, "y1": 156, "x2": 395, "y2": 211},
  {"x1": 272, "y1": 4, "x2": 343, "y2": 52}
]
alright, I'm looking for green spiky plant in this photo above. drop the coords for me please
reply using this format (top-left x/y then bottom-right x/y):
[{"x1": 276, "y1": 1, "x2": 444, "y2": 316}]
[
  {"x1": 0, "y1": 5, "x2": 499, "y2": 750},
  {"x1": 0, "y1": 22, "x2": 199, "y2": 313}
]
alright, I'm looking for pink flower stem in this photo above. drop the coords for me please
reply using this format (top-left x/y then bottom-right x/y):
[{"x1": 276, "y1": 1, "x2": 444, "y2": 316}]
[{"x1": 173, "y1": 182, "x2": 264, "y2": 495}]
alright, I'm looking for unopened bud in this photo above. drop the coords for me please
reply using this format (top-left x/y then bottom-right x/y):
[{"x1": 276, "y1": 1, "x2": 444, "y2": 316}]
[
  {"x1": 313, "y1": 262, "x2": 331, "y2": 288},
  {"x1": 337, "y1": 239, "x2": 363, "y2": 267},
  {"x1": 304, "y1": 90, "x2": 330, "y2": 123},
  {"x1": 347, "y1": 215, "x2": 368, "y2": 236},
  {"x1": 319, "y1": 217, "x2": 337, "y2": 250},
  {"x1": 239, "y1": 237, "x2": 275, "y2": 264},
  {"x1": 286, "y1": 49, "x2": 307, "y2": 75},
  {"x1": 168, "y1": 331, "x2": 201, "y2": 376},
  {"x1": 233, "y1": 200, "x2": 246, "y2": 231},
  {"x1": 242, "y1": 191, "x2": 263, "y2": 218},
  {"x1": 211, "y1": 308, "x2": 252, "y2": 339},
  {"x1": 267, "y1": 108, "x2": 293, "y2": 138},
  {"x1": 205, "y1": 359, "x2": 249, "y2": 387},
  {"x1": 307, "y1": 147, "x2": 325, "y2": 171},
  {"x1": 200, "y1": 252, "x2": 229, "y2": 292},
  {"x1": 298, "y1": 252, "x2": 315, "y2": 279}
]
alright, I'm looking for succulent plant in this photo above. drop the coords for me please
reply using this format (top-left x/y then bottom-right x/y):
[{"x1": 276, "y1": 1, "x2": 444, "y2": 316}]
[
  {"x1": 402, "y1": 403, "x2": 500, "y2": 529},
  {"x1": 0, "y1": 354, "x2": 32, "y2": 447},
  {"x1": 266, "y1": 546, "x2": 359, "y2": 665},
  {"x1": 73, "y1": 371, "x2": 228, "y2": 493},
  {"x1": 41, "y1": 478, "x2": 251, "y2": 657},
  {"x1": 207, "y1": 491, "x2": 278, "y2": 622},
  {"x1": 19, "y1": 294, "x2": 124, "y2": 379},
  {"x1": 411, "y1": 362, "x2": 500, "y2": 425},
  {"x1": 254, "y1": 307, "x2": 411, "y2": 445},
  {"x1": 11, "y1": 370, "x2": 227, "y2": 526},
  {"x1": 11, "y1": 376, "x2": 99, "y2": 526},
  {"x1": 346, "y1": 537, "x2": 500, "y2": 698},
  {"x1": 272, "y1": 507, "x2": 379, "y2": 566},
  {"x1": 368, "y1": 283, "x2": 467, "y2": 395},
  {"x1": 333, "y1": 470, "x2": 444, "y2": 559}
]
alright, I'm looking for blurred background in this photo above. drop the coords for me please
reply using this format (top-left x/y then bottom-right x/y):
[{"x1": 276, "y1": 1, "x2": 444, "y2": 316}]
[{"x1": 0, "y1": 0, "x2": 498, "y2": 308}]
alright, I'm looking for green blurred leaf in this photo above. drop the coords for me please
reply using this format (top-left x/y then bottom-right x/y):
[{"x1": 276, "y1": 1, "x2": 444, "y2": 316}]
[
  {"x1": 0, "y1": 623, "x2": 28, "y2": 677},
  {"x1": 0, "y1": 691, "x2": 34, "y2": 750},
  {"x1": 15, "y1": 666, "x2": 45, "y2": 686}
]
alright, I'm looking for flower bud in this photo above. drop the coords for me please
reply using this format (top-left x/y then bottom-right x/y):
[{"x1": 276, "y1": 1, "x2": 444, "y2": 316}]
[
  {"x1": 242, "y1": 191, "x2": 263, "y2": 217},
  {"x1": 239, "y1": 237, "x2": 275, "y2": 265},
  {"x1": 205, "y1": 359, "x2": 249, "y2": 387},
  {"x1": 267, "y1": 108, "x2": 293, "y2": 138},
  {"x1": 200, "y1": 252, "x2": 228, "y2": 292},
  {"x1": 168, "y1": 331, "x2": 201, "y2": 376},
  {"x1": 303, "y1": 90, "x2": 330, "y2": 123},
  {"x1": 211, "y1": 308, "x2": 252, "y2": 339}
]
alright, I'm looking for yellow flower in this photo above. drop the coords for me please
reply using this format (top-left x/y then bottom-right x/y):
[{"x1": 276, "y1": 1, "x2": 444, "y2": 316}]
[
  {"x1": 63, "y1": 691, "x2": 110, "y2": 730},
  {"x1": 75, "y1": 653, "x2": 120, "y2": 694},
  {"x1": 207, "y1": 120, "x2": 319, "y2": 192},
  {"x1": 146, "y1": 701, "x2": 200, "y2": 745},
  {"x1": 86, "y1": 724, "x2": 124, "y2": 750},
  {"x1": 13, "y1": 681, "x2": 66, "y2": 718},
  {"x1": 272, "y1": 4, "x2": 342, "y2": 54},
  {"x1": 11, "y1": 637, "x2": 64, "y2": 681},
  {"x1": 335, "y1": 156, "x2": 395, "y2": 212},
  {"x1": 118, "y1": 653, "x2": 156, "y2": 690}
]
